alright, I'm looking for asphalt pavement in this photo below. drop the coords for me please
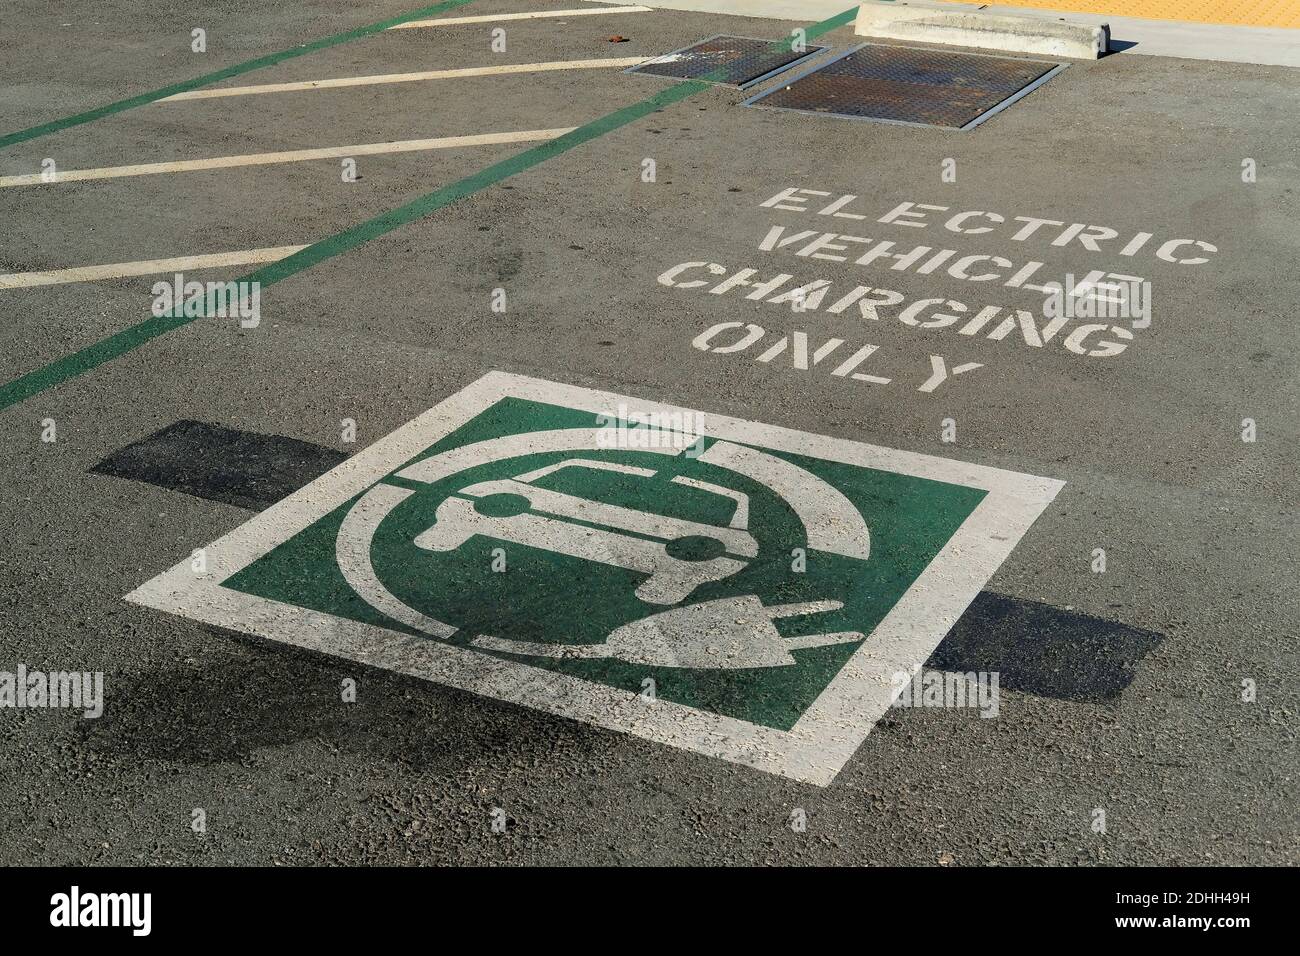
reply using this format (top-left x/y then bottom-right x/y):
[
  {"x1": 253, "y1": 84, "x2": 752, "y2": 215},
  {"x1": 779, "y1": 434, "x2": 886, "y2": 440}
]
[{"x1": 0, "y1": 0, "x2": 1295, "y2": 865}]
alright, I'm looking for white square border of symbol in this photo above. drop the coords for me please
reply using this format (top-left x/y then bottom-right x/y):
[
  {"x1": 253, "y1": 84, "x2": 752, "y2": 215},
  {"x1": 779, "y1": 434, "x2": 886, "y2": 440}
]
[{"x1": 126, "y1": 371, "x2": 1064, "y2": 786}]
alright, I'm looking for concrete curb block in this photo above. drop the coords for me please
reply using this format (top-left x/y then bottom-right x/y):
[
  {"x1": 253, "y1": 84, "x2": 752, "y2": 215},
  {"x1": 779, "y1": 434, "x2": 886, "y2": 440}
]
[{"x1": 855, "y1": 1, "x2": 1109, "y2": 59}]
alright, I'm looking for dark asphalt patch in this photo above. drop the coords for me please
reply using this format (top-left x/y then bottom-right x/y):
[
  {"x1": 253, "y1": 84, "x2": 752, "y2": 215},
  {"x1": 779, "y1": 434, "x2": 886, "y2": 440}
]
[
  {"x1": 928, "y1": 592, "x2": 1162, "y2": 702},
  {"x1": 742, "y1": 43, "x2": 1063, "y2": 130},
  {"x1": 91, "y1": 420, "x2": 347, "y2": 511},
  {"x1": 78, "y1": 625, "x2": 615, "y2": 772}
]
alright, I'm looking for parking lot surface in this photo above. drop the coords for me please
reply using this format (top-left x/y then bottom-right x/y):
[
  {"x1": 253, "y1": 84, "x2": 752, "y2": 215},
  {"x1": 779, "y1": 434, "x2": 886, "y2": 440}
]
[{"x1": 0, "y1": 0, "x2": 1295, "y2": 865}]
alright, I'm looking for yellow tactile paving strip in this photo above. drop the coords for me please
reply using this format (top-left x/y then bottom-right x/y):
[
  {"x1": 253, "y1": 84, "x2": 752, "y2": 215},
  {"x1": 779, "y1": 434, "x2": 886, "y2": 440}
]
[{"x1": 938, "y1": 0, "x2": 1300, "y2": 28}]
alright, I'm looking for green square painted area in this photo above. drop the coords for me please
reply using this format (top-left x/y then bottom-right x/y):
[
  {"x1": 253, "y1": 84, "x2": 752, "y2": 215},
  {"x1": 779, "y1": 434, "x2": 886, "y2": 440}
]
[{"x1": 224, "y1": 398, "x2": 985, "y2": 730}]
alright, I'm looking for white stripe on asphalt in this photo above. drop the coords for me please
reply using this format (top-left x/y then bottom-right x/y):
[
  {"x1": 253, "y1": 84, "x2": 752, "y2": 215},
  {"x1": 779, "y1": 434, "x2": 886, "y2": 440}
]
[
  {"x1": 159, "y1": 58, "x2": 651, "y2": 101},
  {"x1": 0, "y1": 247, "x2": 307, "y2": 289},
  {"x1": 388, "y1": 6, "x2": 653, "y2": 29},
  {"x1": 0, "y1": 128, "x2": 575, "y2": 187}
]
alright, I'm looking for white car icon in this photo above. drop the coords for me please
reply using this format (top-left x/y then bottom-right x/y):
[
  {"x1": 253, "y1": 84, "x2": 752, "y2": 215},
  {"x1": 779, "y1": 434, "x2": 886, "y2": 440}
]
[{"x1": 414, "y1": 458, "x2": 758, "y2": 605}]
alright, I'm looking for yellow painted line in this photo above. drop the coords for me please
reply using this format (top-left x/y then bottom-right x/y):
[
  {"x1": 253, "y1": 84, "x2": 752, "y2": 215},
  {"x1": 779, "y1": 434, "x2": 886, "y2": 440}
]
[
  {"x1": 389, "y1": 5, "x2": 654, "y2": 29},
  {"x1": 936, "y1": 0, "x2": 1300, "y2": 29},
  {"x1": 0, "y1": 247, "x2": 308, "y2": 289},
  {"x1": 159, "y1": 57, "x2": 652, "y2": 102},
  {"x1": 0, "y1": 128, "x2": 575, "y2": 187}
]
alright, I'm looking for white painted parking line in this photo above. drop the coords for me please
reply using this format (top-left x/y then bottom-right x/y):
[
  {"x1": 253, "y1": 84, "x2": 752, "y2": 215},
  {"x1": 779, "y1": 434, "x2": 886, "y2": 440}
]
[
  {"x1": 159, "y1": 58, "x2": 652, "y2": 102},
  {"x1": 0, "y1": 247, "x2": 307, "y2": 289},
  {"x1": 0, "y1": 128, "x2": 575, "y2": 187},
  {"x1": 389, "y1": 6, "x2": 654, "y2": 29}
]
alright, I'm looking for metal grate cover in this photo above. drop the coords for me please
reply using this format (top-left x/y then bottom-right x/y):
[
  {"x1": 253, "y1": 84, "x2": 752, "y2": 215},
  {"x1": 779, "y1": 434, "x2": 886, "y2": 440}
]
[
  {"x1": 627, "y1": 35, "x2": 828, "y2": 89},
  {"x1": 741, "y1": 43, "x2": 1065, "y2": 130}
]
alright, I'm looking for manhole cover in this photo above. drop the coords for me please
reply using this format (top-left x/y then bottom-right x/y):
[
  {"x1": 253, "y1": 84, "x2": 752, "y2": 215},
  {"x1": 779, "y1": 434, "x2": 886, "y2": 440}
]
[
  {"x1": 742, "y1": 43, "x2": 1065, "y2": 130},
  {"x1": 627, "y1": 34, "x2": 828, "y2": 89}
]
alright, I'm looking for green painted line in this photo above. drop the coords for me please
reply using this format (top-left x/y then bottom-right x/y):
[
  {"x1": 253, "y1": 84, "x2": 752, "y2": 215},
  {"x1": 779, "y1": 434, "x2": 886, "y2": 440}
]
[
  {"x1": 0, "y1": 0, "x2": 479, "y2": 151},
  {"x1": 0, "y1": 7, "x2": 860, "y2": 411}
]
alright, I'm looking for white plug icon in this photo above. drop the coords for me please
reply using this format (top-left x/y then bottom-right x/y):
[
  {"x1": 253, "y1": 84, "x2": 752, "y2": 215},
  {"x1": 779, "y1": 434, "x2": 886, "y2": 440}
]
[{"x1": 471, "y1": 595, "x2": 862, "y2": 669}]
